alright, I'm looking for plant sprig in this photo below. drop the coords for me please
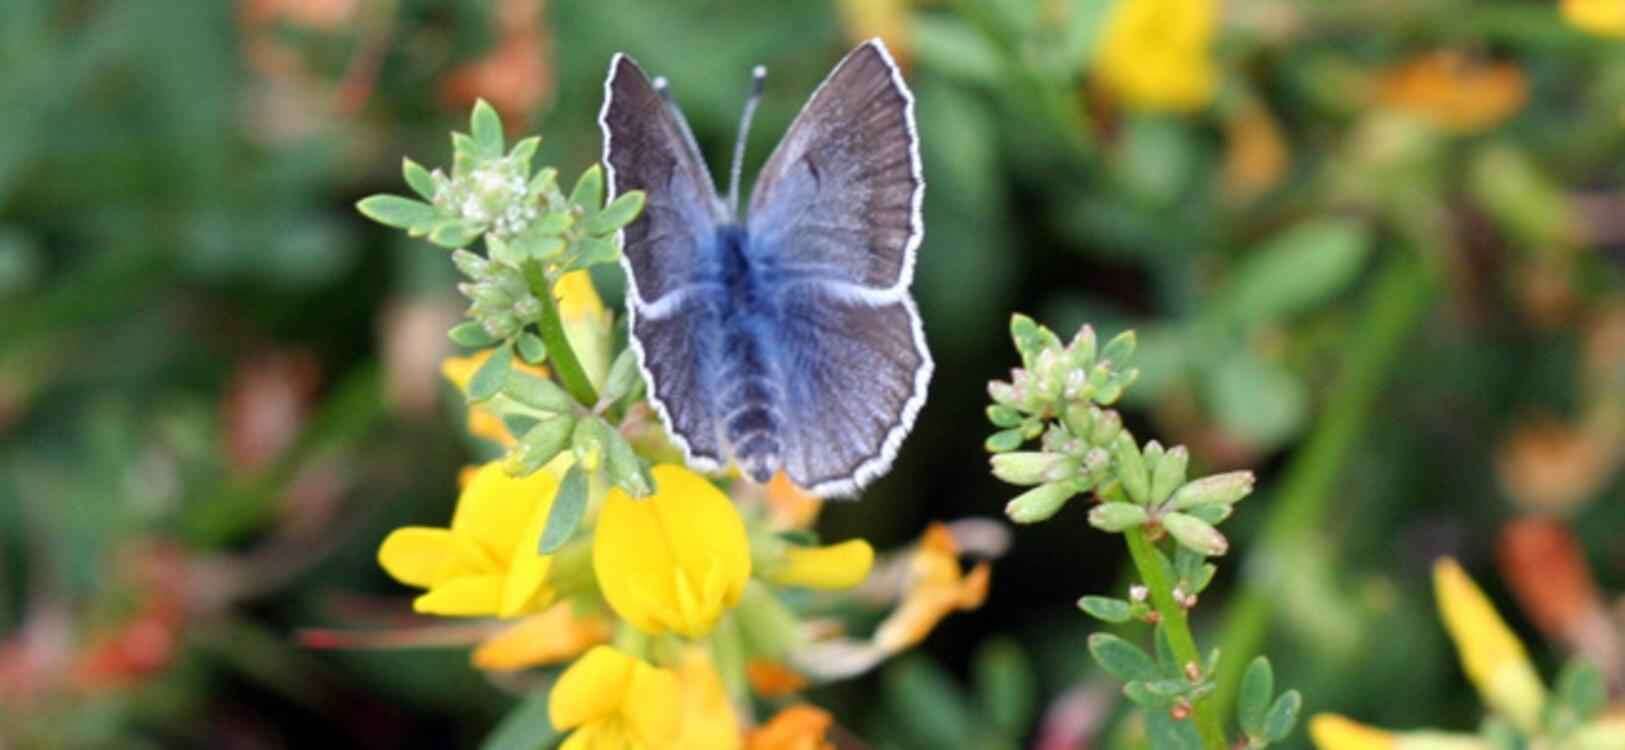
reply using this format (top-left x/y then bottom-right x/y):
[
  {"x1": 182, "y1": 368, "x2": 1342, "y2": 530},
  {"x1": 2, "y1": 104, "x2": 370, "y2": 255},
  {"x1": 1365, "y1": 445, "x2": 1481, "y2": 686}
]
[
  {"x1": 358, "y1": 100, "x2": 654, "y2": 525},
  {"x1": 987, "y1": 314, "x2": 1300, "y2": 750}
]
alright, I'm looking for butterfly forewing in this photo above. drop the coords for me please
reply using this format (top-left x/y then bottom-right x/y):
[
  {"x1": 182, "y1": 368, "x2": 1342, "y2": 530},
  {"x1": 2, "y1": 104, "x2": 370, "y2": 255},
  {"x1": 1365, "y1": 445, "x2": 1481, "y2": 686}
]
[{"x1": 601, "y1": 54, "x2": 730, "y2": 470}]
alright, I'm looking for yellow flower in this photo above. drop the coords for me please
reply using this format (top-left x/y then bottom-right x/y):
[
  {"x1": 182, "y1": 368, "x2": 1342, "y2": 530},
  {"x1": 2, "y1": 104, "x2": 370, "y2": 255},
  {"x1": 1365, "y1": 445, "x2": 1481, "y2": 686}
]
[
  {"x1": 764, "y1": 540, "x2": 874, "y2": 591},
  {"x1": 1564, "y1": 0, "x2": 1625, "y2": 37},
  {"x1": 441, "y1": 348, "x2": 549, "y2": 446},
  {"x1": 377, "y1": 461, "x2": 558, "y2": 617},
  {"x1": 1095, "y1": 0, "x2": 1218, "y2": 112},
  {"x1": 747, "y1": 705, "x2": 835, "y2": 750},
  {"x1": 555, "y1": 270, "x2": 613, "y2": 390},
  {"x1": 594, "y1": 464, "x2": 751, "y2": 637},
  {"x1": 672, "y1": 648, "x2": 742, "y2": 750},
  {"x1": 1433, "y1": 558, "x2": 1547, "y2": 733},
  {"x1": 746, "y1": 660, "x2": 808, "y2": 698},
  {"x1": 765, "y1": 472, "x2": 823, "y2": 530},
  {"x1": 1375, "y1": 52, "x2": 1527, "y2": 134},
  {"x1": 1309, "y1": 714, "x2": 1490, "y2": 750},
  {"x1": 874, "y1": 523, "x2": 991, "y2": 652},
  {"x1": 550, "y1": 646, "x2": 680, "y2": 750},
  {"x1": 470, "y1": 602, "x2": 612, "y2": 672}
]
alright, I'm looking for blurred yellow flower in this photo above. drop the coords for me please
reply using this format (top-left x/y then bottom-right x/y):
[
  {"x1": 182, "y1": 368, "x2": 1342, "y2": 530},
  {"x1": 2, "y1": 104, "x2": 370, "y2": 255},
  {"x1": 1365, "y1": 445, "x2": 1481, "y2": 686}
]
[
  {"x1": 837, "y1": 0, "x2": 911, "y2": 69},
  {"x1": 746, "y1": 660, "x2": 808, "y2": 698},
  {"x1": 550, "y1": 646, "x2": 680, "y2": 750},
  {"x1": 765, "y1": 540, "x2": 874, "y2": 591},
  {"x1": 555, "y1": 269, "x2": 614, "y2": 389},
  {"x1": 377, "y1": 461, "x2": 558, "y2": 617},
  {"x1": 874, "y1": 523, "x2": 991, "y2": 652},
  {"x1": 1376, "y1": 52, "x2": 1527, "y2": 134},
  {"x1": 1095, "y1": 0, "x2": 1218, "y2": 112},
  {"x1": 1433, "y1": 558, "x2": 1547, "y2": 734},
  {"x1": 1309, "y1": 714, "x2": 1490, "y2": 750},
  {"x1": 594, "y1": 464, "x2": 751, "y2": 637},
  {"x1": 470, "y1": 602, "x2": 612, "y2": 672},
  {"x1": 672, "y1": 648, "x2": 741, "y2": 750},
  {"x1": 747, "y1": 704, "x2": 835, "y2": 750},
  {"x1": 1564, "y1": 0, "x2": 1625, "y2": 37}
]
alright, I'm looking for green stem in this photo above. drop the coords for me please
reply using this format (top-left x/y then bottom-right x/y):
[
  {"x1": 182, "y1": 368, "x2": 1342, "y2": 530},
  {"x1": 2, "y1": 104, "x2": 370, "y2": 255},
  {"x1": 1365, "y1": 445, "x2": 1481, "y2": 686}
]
[
  {"x1": 1209, "y1": 254, "x2": 1434, "y2": 715},
  {"x1": 523, "y1": 262, "x2": 599, "y2": 407},
  {"x1": 1124, "y1": 526, "x2": 1228, "y2": 750}
]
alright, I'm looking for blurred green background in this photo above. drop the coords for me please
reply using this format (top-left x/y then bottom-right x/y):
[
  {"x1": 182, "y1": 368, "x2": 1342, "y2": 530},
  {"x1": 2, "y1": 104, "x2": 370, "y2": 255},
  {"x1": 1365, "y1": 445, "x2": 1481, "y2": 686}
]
[{"x1": 2, "y1": 0, "x2": 1623, "y2": 747}]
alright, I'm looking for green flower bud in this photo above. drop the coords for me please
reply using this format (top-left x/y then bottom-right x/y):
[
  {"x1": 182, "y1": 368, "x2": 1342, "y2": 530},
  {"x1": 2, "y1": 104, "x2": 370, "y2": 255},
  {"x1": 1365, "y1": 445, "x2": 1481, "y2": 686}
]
[
  {"x1": 1161, "y1": 512, "x2": 1228, "y2": 556},
  {"x1": 1090, "y1": 408, "x2": 1123, "y2": 445},
  {"x1": 451, "y1": 249, "x2": 489, "y2": 279},
  {"x1": 571, "y1": 416, "x2": 607, "y2": 472},
  {"x1": 604, "y1": 427, "x2": 653, "y2": 496},
  {"x1": 1088, "y1": 501, "x2": 1149, "y2": 532},
  {"x1": 991, "y1": 452, "x2": 1073, "y2": 486},
  {"x1": 1112, "y1": 433, "x2": 1151, "y2": 504},
  {"x1": 604, "y1": 348, "x2": 642, "y2": 402},
  {"x1": 1005, "y1": 482, "x2": 1077, "y2": 524},
  {"x1": 987, "y1": 404, "x2": 1024, "y2": 428},
  {"x1": 986, "y1": 428, "x2": 1024, "y2": 453},
  {"x1": 1149, "y1": 445, "x2": 1189, "y2": 504},
  {"x1": 1167, "y1": 471, "x2": 1256, "y2": 511},
  {"x1": 1066, "y1": 324, "x2": 1097, "y2": 371}
]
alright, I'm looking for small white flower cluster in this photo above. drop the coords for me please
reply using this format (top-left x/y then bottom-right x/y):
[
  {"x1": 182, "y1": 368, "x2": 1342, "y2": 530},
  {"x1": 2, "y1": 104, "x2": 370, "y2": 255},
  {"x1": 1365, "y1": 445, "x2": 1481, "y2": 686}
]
[{"x1": 432, "y1": 157, "x2": 538, "y2": 238}]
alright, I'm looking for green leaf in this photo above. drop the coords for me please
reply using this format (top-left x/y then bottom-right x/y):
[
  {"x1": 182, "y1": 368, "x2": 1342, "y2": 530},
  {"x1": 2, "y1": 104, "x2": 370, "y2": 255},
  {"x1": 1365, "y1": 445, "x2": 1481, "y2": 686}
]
[
  {"x1": 1087, "y1": 501, "x2": 1147, "y2": 532},
  {"x1": 1217, "y1": 218, "x2": 1372, "y2": 327},
  {"x1": 470, "y1": 99, "x2": 504, "y2": 159},
  {"x1": 357, "y1": 195, "x2": 437, "y2": 230},
  {"x1": 479, "y1": 688, "x2": 558, "y2": 750},
  {"x1": 516, "y1": 332, "x2": 547, "y2": 364},
  {"x1": 403, "y1": 159, "x2": 438, "y2": 200},
  {"x1": 570, "y1": 165, "x2": 605, "y2": 215},
  {"x1": 1110, "y1": 433, "x2": 1150, "y2": 503},
  {"x1": 973, "y1": 639, "x2": 1035, "y2": 736},
  {"x1": 985, "y1": 428, "x2": 1024, "y2": 452},
  {"x1": 1099, "y1": 330, "x2": 1137, "y2": 369},
  {"x1": 1238, "y1": 656, "x2": 1274, "y2": 739},
  {"x1": 573, "y1": 236, "x2": 619, "y2": 266},
  {"x1": 509, "y1": 136, "x2": 541, "y2": 170},
  {"x1": 1149, "y1": 445, "x2": 1188, "y2": 504},
  {"x1": 604, "y1": 429, "x2": 653, "y2": 497},
  {"x1": 468, "y1": 345, "x2": 513, "y2": 402},
  {"x1": 1078, "y1": 596, "x2": 1133, "y2": 623},
  {"x1": 1145, "y1": 708, "x2": 1203, "y2": 750},
  {"x1": 603, "y1": 347, "x2": 642, "y2": 402},
  {"x1": 912, "y1": 15, "x2": 1005, "y2": 87},
  {"x1": 504, "y1": 372, "x2": 574, "y2": 414},
  {"x1": 1009, "y1": 314, "x2": 1060, "y2": 369},
  {"x1": 1162, "y1": 512, "x2": 1229, "y2": 556},
  {"x1": 1115, "y1": 116, "x2": 1197, "y2": 207},
  {"x1": 1261, "y1": 690, "x2": 1302, "y2": 743},
  {"x1": 883, "y1": 657, "x2": 976, "y2": 748},
  {"x1": 451, "y1": 133, "x2": 480, "y2": 164},
  {"x1": 506, "y1": 416, "x2": 574, "y2": 477},
  {"x1": 1087, "y1": 633, "x2": 1157, "y2": 682},
  {"x1": 1207, "y1": 351, "x2": 1308, "y2": 449},
  {"x1": 986, "y1": 405, "x2": 1023, "y2": 428},
  {"x1": 584, "y1": 191, "x2": 645, "y2": 235},
  {"x1": 529, "y1": 167, "x2": 559, "y2": 196},
  {"x1": 1555, "y1": 660, "x2": 1606, "y2": 721},
  {"x1": 449, "y1": 320, "x2": 496, "y2": 347},
  {"x1": 530, "y1": 211, "x2": 573, "y2": 237},
  {"x1": 539, "y1": 464, "x2": 588, "y2": 554},
  {"x1": 429, "y1": 220, "x2": 484, "y2": 249}
]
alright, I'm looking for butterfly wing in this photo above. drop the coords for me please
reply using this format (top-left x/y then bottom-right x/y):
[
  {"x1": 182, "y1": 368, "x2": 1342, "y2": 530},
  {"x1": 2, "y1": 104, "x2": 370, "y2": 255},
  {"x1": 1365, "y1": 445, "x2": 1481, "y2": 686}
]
[
  {"x1": 746, "y1": 39, "x2": 931, "y2": 496},
  {"x1": 600, "y1": 53, "x2": 730, "y2": 470}
]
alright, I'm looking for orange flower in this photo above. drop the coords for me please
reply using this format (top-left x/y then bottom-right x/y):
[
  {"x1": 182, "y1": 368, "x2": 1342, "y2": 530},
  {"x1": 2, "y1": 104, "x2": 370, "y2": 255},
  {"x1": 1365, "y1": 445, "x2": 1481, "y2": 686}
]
[
  {"x1": 746, "y1": 660, "x2": 809, "y2": 698},
  {"x1": 1222, "y1": 101, "x2": 1290, "y2": 203},
  {"x1": 748, "y1": 705, "x2": 836, "y2": 750},
  {"x1": 874, "y1": 524, "x2": 991, "y2": 653},
  {"x1": 440, "y1": 0, "x2": 554, "y2": 122},
  {"x1": 1495, "y1": 417, "x2": 1614, "y2": 512},
  {"x1": 766, "y1": 472, "x2": 823, "y2": 530},
  {"x1": 1375, "y1": 52, "x2": 1527, "y2": 133},
  {"x1": 471, "y1": 602, "x2": 612, "y2": 672},
  {"x1": 441, "y1": 348, "x2": 551, "y2": 447},
  {"x1": 1496, "y1": 519, "x2": 1620, "y2": 679}
]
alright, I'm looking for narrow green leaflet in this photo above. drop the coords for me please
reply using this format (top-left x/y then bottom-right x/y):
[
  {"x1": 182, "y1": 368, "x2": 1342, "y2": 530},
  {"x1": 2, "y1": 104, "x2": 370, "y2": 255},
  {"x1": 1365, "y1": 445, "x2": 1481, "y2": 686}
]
[
  {"x1": 449, "y1": 320, "x2": 497, "y2": 347},
  {"x1": 468, "y1": 344, "x2": 513, "y2": 402},
  {"x1": 570, "y1": 165, "x2": 604, "y2": 216},
  {"x1": 583, "y1": 191, "x2": 645, "y2": 236},
  {"x1": 517, "y1": 332, "x2": 547, "y2": 364},
  {"x1": 470, "y1": 99, "x2": 505, "y2": 159},
  {"x1": 1078, "y1": 595, "x2": 1134, "y2": 623},
  {"x1": 403, "y1": 158, "x2": 437, "y2": 200},
  {"x1": 357, "y1": 195, "x2": 437, "y2": 231},
  {"x1": 538, "y1": 464, "x2": 588, "y2": 554},
  {"x1": 479, "y1": 689, "x2": 560, "y2": 750},
  {"x1": 1087, "y1": 633, "x2": 1157, "y2": 682},
  {"x1": 1261, "y1": 690, "x2": 1302, "y2": 743},
  {"x1": 1238, "y1": 657, "x2": 1274, "y2": 739}
]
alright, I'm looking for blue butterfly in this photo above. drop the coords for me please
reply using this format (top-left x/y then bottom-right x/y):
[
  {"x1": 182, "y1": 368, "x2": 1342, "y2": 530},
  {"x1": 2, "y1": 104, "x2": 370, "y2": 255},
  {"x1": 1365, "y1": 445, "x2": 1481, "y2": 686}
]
[{"x1": 599, "y1": 39, "x2": 931, "y2": 498}]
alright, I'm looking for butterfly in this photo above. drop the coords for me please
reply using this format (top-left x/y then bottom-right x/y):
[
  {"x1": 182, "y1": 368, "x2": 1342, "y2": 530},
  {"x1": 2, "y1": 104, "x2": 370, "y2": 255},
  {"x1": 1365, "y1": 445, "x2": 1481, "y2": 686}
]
[{"x1": 598, "y1": 39, "x2": 931, "y2": 498}]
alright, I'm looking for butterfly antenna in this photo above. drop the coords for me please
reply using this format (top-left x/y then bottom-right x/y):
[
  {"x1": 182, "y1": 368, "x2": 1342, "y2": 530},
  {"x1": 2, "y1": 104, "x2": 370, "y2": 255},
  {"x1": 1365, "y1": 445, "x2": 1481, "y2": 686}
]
[{"x1": 727, "y1": 65, "x2": 767, "y2": 218}]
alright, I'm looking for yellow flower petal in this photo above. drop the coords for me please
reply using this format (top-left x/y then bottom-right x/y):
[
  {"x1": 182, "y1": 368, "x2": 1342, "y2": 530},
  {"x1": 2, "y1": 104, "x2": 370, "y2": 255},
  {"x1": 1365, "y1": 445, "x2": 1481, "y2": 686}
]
[
  {"x1": 1309, "y1": 714, "x2": 1395, "y2": 750},
  {"x1": 768, "y1": 540, "x2": 874, "y2": 590},
  {"x1": 594, "y1": 465, "x2": 751, "y2": 637},
  {"x1": 1095, "y1": 0, "x2": 1217, "y2": 112},
  {"x1": 1432, "y1": 558, "x2": 1547, "y2": 733},
  {"x1": 500, "y1": 480, "x2": 564, "y2": 617},
  {"x1": 377, "y1": 527, "x2": 497, "y2": 588},
  {"x1": 413, "y1": 575, "x2": 504, "y2": 616},
  {"x1": 451, "y1": 462, "x2": 559, "y2": 566},
  {"x1": 873, "y1": 524, "x2": 991, "y2": 653},
  {"x1": 550, "y1": 646, "x2": 637, "y2": 731},
  {"x1": 747, "y1": 704, "x2": 835, "y2": 750},
  {"x1": 471, "y1": 604, "x2": 611, "y2": 672},
  {"x1": 622, "y1": 657, "x2": 682, "y2": 744},
  {"x1": 672, "y1": 649, "x2": 741, "y2": 750},
  {"x1": 1564, "y1": 0, "x2": 1625, "y2": 37},
  {"x1": 555, "y1": 271, "x2": 613, "y2": 389},
  {"x1": 1375, "y1": 52, "x2": 1527, "y2": 134}
]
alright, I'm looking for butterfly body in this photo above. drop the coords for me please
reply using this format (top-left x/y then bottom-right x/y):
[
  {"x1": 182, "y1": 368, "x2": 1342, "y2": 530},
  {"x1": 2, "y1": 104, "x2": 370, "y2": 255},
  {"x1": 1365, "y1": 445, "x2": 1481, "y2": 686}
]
[{"x1": 601, "y1": 40, "x2": 931, "y2": 497}]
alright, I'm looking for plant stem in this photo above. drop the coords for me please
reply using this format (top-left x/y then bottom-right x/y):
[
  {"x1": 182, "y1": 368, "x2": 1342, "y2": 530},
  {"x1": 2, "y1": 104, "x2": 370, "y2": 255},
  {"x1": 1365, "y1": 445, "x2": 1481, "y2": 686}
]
[
  {"x1": 1209, "y1": 254, "x2": 1434, "y2": 715},
  {"x1": 523, "y1": 262, "x2": 599, "y2": 407},
  {"x1": 1124, "y1": 526, "x2": 1228, "y2": 750}
]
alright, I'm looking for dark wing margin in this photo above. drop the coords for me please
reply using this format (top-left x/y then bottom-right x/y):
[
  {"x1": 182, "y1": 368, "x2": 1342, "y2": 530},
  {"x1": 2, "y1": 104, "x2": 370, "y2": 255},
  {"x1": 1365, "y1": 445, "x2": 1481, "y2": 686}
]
[
  {"x1": 747, "y1": 38, "x2": 923, "y2": 292},
  {"x1": 599, "y1": 53, "x2": 727, "y2": 305},
  {"x1": 600, "y1": 53, "x2": 728, "y2": 471},
  {"x1": 776, "y1": 285, "x2": 931, "y2": 497}
]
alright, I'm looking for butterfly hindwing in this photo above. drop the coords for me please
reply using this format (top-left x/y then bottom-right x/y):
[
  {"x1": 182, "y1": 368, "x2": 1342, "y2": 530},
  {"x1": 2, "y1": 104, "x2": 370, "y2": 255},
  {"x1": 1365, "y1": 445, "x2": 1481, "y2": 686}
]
[{"x1": 601, "y1": 53, "x2": 729, "y2": 470}]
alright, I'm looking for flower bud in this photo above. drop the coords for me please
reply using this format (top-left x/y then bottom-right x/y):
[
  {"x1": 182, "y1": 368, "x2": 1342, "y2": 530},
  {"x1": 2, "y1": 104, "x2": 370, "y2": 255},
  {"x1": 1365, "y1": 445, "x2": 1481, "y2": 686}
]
[
  {"x1": 1067, "y1": 325, "x2": 1098, "y2": 370},
  {"x1": 1167, "y1": 471, "x2": 1256, "y2": 510},
  {"x1": 1112, "y1": 433, "x2": 1151, "y2": 504},
  {"x1": 505, "y1": 416, "x2": 573, "y2": 476},
  {"x1": 1149, "y1": 445, "x2": 1189, "y2": 504},
  {"x1": 451, "y1": 249, "x2": 489, "y2": 279},
  {"x1": 603, "y1": 428, "x2": 653, "y2": 496},
  {"x1": 571, "y1": 416, "x2": 606, "y2": 472},
  {"x1": 1088, "y1": 501, "x2": 1149, "y2": 532},
  {"x1": 991, "y1": 452, "x2": 1069, "y2": 485},
  {"x1": 1005, "y1": 482, "x2": 1077, "y2": 524},
  {"x1": 1090, "y1": 408, "x2": 1123, "y2": 444},
  {"x1": 1161, "y1": 512, "x2": 1229, "y2": 556}
]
